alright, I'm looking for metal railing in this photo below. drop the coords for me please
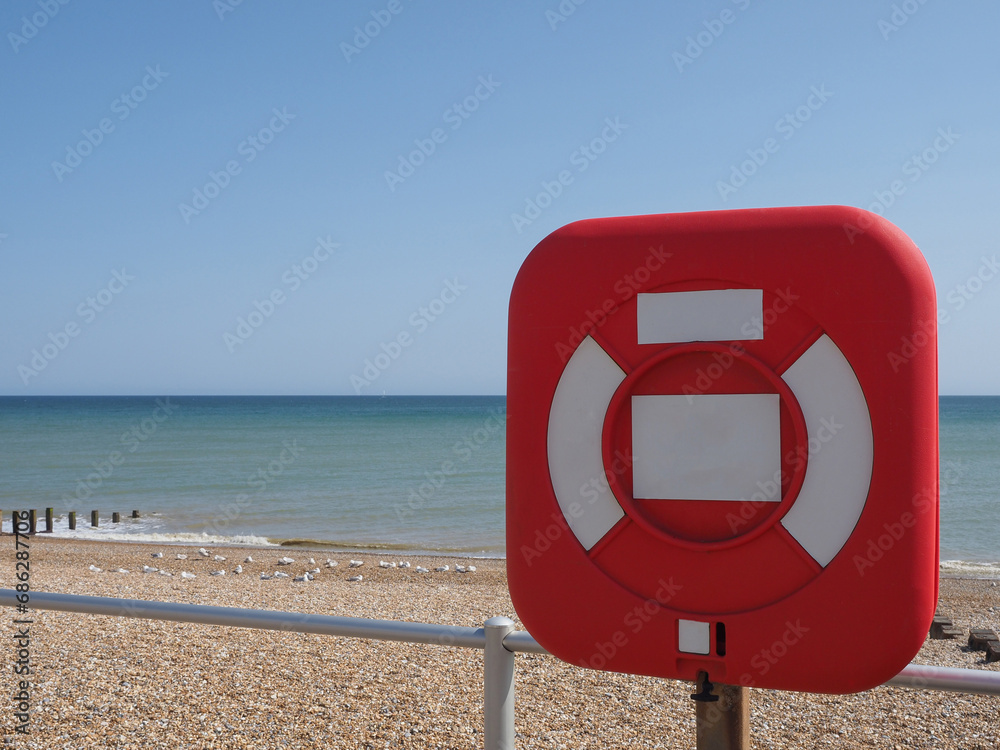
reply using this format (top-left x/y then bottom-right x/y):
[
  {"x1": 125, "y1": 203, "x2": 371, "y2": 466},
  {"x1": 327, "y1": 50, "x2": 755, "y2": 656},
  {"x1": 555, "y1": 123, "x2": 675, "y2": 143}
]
[{"x1": 3, "y1": 588, "x2": 1000, "y2": 749}]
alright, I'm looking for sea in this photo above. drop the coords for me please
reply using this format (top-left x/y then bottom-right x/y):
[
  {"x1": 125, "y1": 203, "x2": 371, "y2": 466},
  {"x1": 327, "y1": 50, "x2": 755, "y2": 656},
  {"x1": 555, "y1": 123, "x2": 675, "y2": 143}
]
[{"x1": 0, "y1": 396, "x2": 998, "y2": 573}]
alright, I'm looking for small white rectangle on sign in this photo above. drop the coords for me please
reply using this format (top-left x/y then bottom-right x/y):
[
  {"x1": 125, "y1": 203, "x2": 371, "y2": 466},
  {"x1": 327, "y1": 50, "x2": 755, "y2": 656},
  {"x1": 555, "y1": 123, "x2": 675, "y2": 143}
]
[
  {"x1": 678, "y1": 619, "x2": 711, "y2": 655},
  {"x1": 632, "y1": 393, "x2": 781, "y2": 502},
  {"x1": 637, "y1": 289, "x2": 763, "y2": 343}
]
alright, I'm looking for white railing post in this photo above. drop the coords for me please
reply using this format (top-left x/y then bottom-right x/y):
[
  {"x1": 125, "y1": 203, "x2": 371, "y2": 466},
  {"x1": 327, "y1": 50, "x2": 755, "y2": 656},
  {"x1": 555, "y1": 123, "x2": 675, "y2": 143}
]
[{"x1": 484, "y1": 616, "x2": 516, "y2": 750}]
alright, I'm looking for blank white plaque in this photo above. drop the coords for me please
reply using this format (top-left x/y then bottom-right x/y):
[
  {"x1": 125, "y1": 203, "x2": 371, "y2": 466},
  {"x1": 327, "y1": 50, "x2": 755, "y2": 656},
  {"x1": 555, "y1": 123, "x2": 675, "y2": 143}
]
[
  {"x1": 637, "y1": 289, "x2": 763, "y2": 344},
  {"x1": 632, "y1": 393, "x2": 781, "y2": 501},
  {"x1": 678, "y1": 619, "x2": 711, "y2": 655}
]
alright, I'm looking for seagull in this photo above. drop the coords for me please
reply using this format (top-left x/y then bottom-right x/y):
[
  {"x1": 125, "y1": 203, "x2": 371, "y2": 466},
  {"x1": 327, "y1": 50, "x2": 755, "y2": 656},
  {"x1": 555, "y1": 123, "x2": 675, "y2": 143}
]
[
  {"x1": 324, "y1": 560, "x2": 338, "y2": 568},
  {"x1": 213, "y1": 554, "x2": 226, "y2": 562},
  {"x1": 434, "y1": 565, "x2": 449, "y2": 572},
  {"x1": 398, "y1": 561, "x2": 411, "y2": 568},
  {"x1": 176, "y1": 554, "x2": 188, "y2": 560},
  {"x1": 379, "y1": 561, "x2": 396, "y2": 568},
  {"x1": 244, "y1": 556, "x2": 254, "y2": 563},
  {"x1": 88, "y1": 565, "x2": 102, "y2": 573},
  {"x1": 308, "y1": 568, "x2": 320, "y2": 575},
  {"x1": 198, "y1": 548, "x2": 210, "y2": 557},
  {"x1": 277, "y1": 557, "x2": 295, "y2": 566},
  {"x1": 234, "y1": 565, "x2": 243, "y2": 574},
  {"x1": 415, "y1": 566, "x2": 429, "y2": 573},
  {"x1": 151, "y1": 552, "x2": 164, "y2": 558},
  {"x1": 308, "y1": 558, "x2": 316, "y2": 564},
  {"x1": 273, "y1": 571, "x2": 290, "y2": 579},
  {"x1": 181, "y1": 571, "x2": 196, "y2": 579},
  {"x1": 259, "y1": 573, "x2": 272, "y2": 580},
  {"x1": 349, "y1": 560, "x2": 363, "y2": 568},
  {"x1": 158, "y1": 570, "x2": 173, "y2": 577},
  {"x1": 210, "y1": 570, "x2": 225, "y2": 577},
  {"x1": 347, "y1": 574, "x2": 363, "y2": 582},
  {"x1": 467, "y1": 565, "x2": 476, "y2": 572},
  {"x1": 114, "y1": 568, "x2": 129, "y2": 574},
  {"x1": 293, "y1": 573, "x2": 312, "y2": 582},
  {"x1": 455, "y1": 565, "x2": 467, "y2": 573},
  {"x1": 142, "y1": 565, "x2": 158, "y2": 573}
]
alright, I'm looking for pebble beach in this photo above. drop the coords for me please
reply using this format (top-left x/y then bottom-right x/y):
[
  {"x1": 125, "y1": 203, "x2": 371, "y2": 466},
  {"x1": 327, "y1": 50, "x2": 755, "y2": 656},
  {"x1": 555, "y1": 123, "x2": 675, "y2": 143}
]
[{"x1": 2, "y1": 537, "x2": 999, "y2": 749}]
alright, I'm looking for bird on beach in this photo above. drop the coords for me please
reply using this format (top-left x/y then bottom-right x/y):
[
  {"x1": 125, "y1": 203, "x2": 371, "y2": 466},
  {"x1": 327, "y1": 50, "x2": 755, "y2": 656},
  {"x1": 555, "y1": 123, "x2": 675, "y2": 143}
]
[
  {"x1": 415, "y1": 566, "x2": 429, "y2": 573},
  {"x1": 293, "y1": 573, "x2": 312, "y2": 582},
  {"x1": 88, "y1": 565, "x2": 102, "y2": 573},
  {"x1": 176, "y1": 554, "x2": 187, "y2": 560},
  {"x1": 151, "y1": 552, "x2": 164, "y2": 558},
  {"x1": 210, "y1": 570, "x2": 225, "y2": 576},
  {"x1": 181, "y1": 571, "x2": 196, "y2": 579},
  {"x1": 198, "y1": 548, "x2": 210, "y2": 557},
  {"x1": 308, "y1": 568, "x2": 320, "y2": 575},
  {"x1": 213, "y1": 554, "x2": 226, "y2": 562},
  {"x1": 259, "y1": 572, "x2": 272, "y2": 580},
  {"x1": 308, "y1": 558, "x2": 316, "y2": 564},
  {"x1": 467, "y1": 566, "x2": 476, "y2": 572},
  {"x1": 114, "y1": 568, "x2": 129, "y2": 574},
  {"x1": 434, "y1": 565, "x2": 449, "y2": 572},
  {"x1": 324, "y1": 560, "x2": 338, "y2": 568},
  {"x1": 142, "y1": 565, "x2": 158, "y2": 573},
  {"x1": 347, "y1": 574, "x2": 363, "y2": 582},
  {"x1": 277, "y1": 557, "x2": 295, "y2": 566},
  {"x1": 398, "y1": 561, "x2": 411, "y2": 568},
  {"x1": 158, "y1": 570, "x2": 173, "y2": 577},
  {"x1": 234, "y1": 565, "x2": 243, "y2": 574},
  {"x1": 455, "y1": 565, "x2": 466, "y2": 573},
  {"x1": 349, "y1": 560, "x2": 363, "y2": 568},
  {"x1": 273, "y1": 571, "x2": 290, "y2": 579},
  {"x1": 244, "y1": 556, "x2": 254, "y2": 563},
  {"x1": 379, "y1": 561, "x2": 396, "y2": 568}
]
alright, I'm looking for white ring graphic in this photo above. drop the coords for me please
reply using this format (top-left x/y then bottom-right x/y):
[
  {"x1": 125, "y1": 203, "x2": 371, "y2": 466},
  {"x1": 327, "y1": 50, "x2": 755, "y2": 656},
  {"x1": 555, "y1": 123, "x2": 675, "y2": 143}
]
[{"x1": 546, "y1": 291, "x2": 874, "y2": 567}]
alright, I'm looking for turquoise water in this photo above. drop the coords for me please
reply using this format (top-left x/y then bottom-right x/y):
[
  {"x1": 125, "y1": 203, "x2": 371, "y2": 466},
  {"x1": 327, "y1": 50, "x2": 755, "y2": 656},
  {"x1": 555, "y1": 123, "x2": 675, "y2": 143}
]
[
  {"x1": 0, "y1": 396, "x2": 998, "y2": 566},
  {"x1": 0, "y1": 396, "x2": 506, "y2": 555},
  {"x1": 938, "y1": 396, "x2": 1000, "y2": 573}
]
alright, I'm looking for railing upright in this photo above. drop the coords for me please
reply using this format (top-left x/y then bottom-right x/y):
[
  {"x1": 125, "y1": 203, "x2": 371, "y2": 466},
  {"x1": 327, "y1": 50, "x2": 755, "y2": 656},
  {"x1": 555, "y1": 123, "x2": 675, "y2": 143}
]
[{"x1": 484, "y1": 616, "x2": 516, "y2": 750}]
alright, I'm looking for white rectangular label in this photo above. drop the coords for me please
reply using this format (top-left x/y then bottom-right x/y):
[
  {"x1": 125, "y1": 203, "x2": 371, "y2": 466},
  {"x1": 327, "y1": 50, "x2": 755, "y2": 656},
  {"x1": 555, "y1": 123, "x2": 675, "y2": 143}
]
[
  {"x1": 637, "y1": 289, "x2": 763, "y2": 343},
  {"x1": 632, "y1": 393, "x2": 781, "y2": 502},
  {"x1": 678, "y1": 619, "x2": 711, "y2": 655}
]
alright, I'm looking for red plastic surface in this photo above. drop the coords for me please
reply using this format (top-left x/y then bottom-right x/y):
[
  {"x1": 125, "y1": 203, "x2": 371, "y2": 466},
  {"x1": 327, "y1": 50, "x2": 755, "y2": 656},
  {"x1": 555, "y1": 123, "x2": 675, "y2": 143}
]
[{"x1": 506, "y1": 206, "x2": 939, "y2": 694}]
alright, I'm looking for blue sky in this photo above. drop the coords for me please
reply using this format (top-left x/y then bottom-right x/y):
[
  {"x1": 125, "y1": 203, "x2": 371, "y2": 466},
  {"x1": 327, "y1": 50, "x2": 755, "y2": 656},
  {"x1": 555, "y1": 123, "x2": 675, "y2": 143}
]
[{"x1": 2, "y1": 0, "x2": 998, "y2": 395}]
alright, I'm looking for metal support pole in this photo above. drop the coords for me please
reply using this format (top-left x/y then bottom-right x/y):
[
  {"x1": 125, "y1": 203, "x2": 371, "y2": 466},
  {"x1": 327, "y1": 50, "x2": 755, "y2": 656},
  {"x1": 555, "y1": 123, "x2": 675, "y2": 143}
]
[
  {"x1": 484, "y1": 616, "x2": 516, "y2": 750},
  {"x1": 694, "y1": 674, "x2": 749, "y2": 750}
]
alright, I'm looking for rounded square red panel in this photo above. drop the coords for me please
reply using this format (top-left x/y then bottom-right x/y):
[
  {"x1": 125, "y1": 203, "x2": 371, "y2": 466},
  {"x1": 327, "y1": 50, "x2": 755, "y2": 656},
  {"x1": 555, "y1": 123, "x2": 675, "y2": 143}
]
[{"x1": 507, "y1": 206, "x2": 938, "y2": 694}]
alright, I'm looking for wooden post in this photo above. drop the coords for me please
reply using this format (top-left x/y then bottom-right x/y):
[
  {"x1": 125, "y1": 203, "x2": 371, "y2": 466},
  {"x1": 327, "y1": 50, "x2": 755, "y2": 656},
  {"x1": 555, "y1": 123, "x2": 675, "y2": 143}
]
[
  {"x1": 91, "y1": 510, "x2": 99, "y2": 528},
  {"x1": 28, "y1": 509, "x2": 37, "y2": 535},
  {"x1": 694, "y1": 674, "x2": 749, "y2": 750},
  {"x1": 45, "y1": 507, "x2": 54, "y2": 533},
  {"x1": 69, "y1": 511, "x2": 77, "y2": 530},
  {"x1": 132, "y1": 510, "x2": 140, "y2": 518},
  {"x1": 112, "y1": 512, "x2": 120, "y2": 523}
]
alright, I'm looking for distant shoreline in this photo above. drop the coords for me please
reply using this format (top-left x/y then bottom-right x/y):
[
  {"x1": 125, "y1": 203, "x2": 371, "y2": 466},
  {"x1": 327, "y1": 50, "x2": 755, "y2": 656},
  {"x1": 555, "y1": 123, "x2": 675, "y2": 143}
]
[{"x1": 3, "y1": 531, "x2": 507, "y2": 560}]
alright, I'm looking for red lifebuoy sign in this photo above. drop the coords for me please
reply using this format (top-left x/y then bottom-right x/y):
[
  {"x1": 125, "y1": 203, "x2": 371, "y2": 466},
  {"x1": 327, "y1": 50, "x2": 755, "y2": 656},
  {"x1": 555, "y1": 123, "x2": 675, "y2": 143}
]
[{"x1": 507, "y1": 206, "x2": 938, "y2": 694}]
